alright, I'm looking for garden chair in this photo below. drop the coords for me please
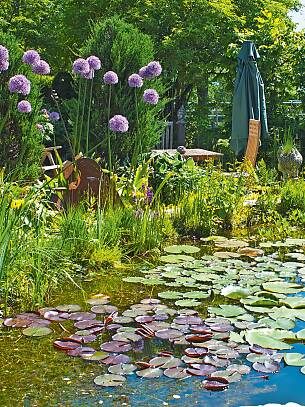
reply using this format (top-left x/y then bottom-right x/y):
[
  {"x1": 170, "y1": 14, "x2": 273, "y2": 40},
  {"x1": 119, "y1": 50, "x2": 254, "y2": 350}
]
[{"x1": 41, "y1": 146, "x2": 62, "y2": 176}]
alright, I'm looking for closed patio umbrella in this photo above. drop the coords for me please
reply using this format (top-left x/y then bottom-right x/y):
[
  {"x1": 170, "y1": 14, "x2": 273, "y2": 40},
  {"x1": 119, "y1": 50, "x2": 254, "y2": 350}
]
[{"x1": 230, "y1": 41, "x2": 268, "y2": 157}]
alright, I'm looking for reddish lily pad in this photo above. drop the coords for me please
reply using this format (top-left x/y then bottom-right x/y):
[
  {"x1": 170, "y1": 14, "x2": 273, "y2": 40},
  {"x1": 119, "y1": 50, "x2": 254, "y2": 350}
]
[
  {"x1": 100, "y1": 341, "x2": 132, "y2": 353},
  {"x1": 135, "y1": 316, "x2": 154, "y2": 324},
  {"x1": 69, "y1": 333, "x2": 97, "y2": 343},
  {"x1": 187, "y1": 364, "x2": 217, "y2": 376},
  {"x1": 69, "y1": 312, "x2": 96, "y2": 321},
  {"x1": 100, "y1": 354, "x2": 131, "y2": 365},
  {"x1": 252, "y1": 361, "x2": 280, "y2": 373},
  {"x1": 74, "y1": 320, "x2": 104, "y2": 330},
  {"x1": 44, "y1": 311, "x2": 69, "y2": 321},
  {"x1": 54, "y1": 338, "x2": 81, "y2": 350},
  {"x1": 185, "y1": 348, "x2": 208, "y2": 357},
  {"x1": 202, "y1": 376, "x2": 229, "y2": 391},
  {"x1": 91, "y1": 305, "x2": 118, "y2": 314},
  {"x1": 185, "y1": 333, "x2": 213, "y2": 343},
  {"x1": 67, "y1": 346, "x2": 96, "y2": 357},
  {"x1": 149, "y1": 357, "x2": 182, "y2": 369},
  {"x1": 155, "y1": 329, "x2": 184, "y2": 340},
  {"x1": 173, "y1": 316, "x2": 203, "y2": 325}
]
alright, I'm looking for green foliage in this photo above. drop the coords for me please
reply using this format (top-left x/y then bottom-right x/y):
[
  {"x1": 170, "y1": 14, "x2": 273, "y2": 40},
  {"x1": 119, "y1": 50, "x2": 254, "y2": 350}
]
[
  {"x1": 65, "y1": 16, "x2": 166, "y2": 164},
  {"x1": 0, "y1": 32, "x2": 44, "y2": 180}
]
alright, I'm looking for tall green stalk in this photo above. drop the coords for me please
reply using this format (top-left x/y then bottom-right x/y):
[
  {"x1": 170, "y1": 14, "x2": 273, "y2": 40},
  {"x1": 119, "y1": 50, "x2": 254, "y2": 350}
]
[
  {"x1": 107, "y1": 86, "x2": 112, "y2": 171},
  {"x1": 86, "y1": 78, "x2": 94, "y2": 156},
  {"x1": 79, "y1": 79, "x2": 88, "y2": 154}
]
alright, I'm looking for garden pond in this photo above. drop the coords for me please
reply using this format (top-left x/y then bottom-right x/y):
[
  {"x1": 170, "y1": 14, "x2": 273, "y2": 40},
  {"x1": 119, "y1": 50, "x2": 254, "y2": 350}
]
[{"x1": 1, "y1": 237, "x2": 305, "y2": 407}]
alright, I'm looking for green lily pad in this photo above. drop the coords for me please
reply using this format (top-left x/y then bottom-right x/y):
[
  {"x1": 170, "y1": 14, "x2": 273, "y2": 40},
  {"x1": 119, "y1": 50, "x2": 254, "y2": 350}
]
[
  {"x1": 301, "y1": 366, "x2": 305, "y2": 375},
  {"x1": 158, "y1": 291, "x2": 182, "y2": 300},
  {"x1": 183, "y1": 291, "x2": 211, "y2": 299},
  {"x1": 164, "y1": 245, "x2": 200, "y2": 254},
  {"x1": 22, "y1": 327, "x2": 52, "y2": 337},
  {"x1": 296, "y1": 329, "x2": 305, "y2": 340},
  {"x1": 94, "y1": 374, "x2": 126, "y2": 387},
  {"x1": 175, "y1": 299, "x2": 201, "y2": 307},
  {"x1": 262, "y1": 281, "x2": 303, "y2": 294},
  {"x1": 284, "y1": 353, "x2": 305, "y2": 366},
  {"x1": 245, "y1": 329, "x2": 292, "y2": 350},
  {"x1": 123, "y1": 277, "x2": 145, "y2": 283},
  {"x1": 160, "y1": 255, "x2": 195, "y2": 264},
  {"x1": 280, "y1": 297, "x2": 305, "y2": 309},
  {"x1": 208, "y1": 305, "x2": 246, "y2": 317}
]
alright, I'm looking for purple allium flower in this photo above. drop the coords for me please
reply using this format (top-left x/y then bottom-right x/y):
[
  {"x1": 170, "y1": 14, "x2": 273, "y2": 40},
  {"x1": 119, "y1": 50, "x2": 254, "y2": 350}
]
[
  {"x1": 103, "y1": 71, "x2": 118, "y2": 85},
  {"x1": 22, "y1": 50, "x2": 40, "y2": 65},
  {"x1": 143, "y1": 89, "x2": 159, "y2": 105},
  {"x1": 128, "y1": 73, "x2": 143, "y2": 88},
  {"x1": 138, "y1": 65, "x2": 153, "y2": 79},
  {"x1": 0, "y1": 60, "x2": 9, "y2": 71},
  {"x1": 36, "y1": 123, "x2": 44, "y2": 132},
  {"x1": 72, "y1": 58, "x2": 90, "y2": 76},
  {"x1": 0, "y1": 45, "x2": 9, "y2": 61},
  {"x1": 49, "y1": 111, "x2": 60, "y2": 121},
  {"x1": 32, "y1": 60, "x2": 50, "y2": 75},
  {"x1": 17, "y1": 100, "x2": 32, "y2": 113},
  {"x1": 146, "y1": 61, "x2": 162, "y2": 77},
  {"x1": 109, "y1": 115, "x2": 129, "y2": 132},
  {"x1": 82, "y1": 69, "x2": 94, "y2": 80},
  {"x1": 87, "y1": 55, "x2": 101, "y2": 71},
  {"x1": 8, "y1": 74, "x2": 31, "y2": 95}
]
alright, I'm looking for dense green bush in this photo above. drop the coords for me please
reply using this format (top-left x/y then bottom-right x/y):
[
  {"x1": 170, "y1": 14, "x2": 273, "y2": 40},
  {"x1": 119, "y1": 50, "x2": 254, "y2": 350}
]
[
  {"x1": 0, "y1": 33, "x2": 44, "y2": 180},
  {"x1": 64, "y1": 16, "x2": 166, "y2": 165}
]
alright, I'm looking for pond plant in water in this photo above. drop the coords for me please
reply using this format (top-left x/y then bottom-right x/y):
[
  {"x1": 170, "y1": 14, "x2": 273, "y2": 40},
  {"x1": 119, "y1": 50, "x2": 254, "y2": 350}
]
[{"x1": 2, "y1": 240, "x2": 305, "y2": 405}]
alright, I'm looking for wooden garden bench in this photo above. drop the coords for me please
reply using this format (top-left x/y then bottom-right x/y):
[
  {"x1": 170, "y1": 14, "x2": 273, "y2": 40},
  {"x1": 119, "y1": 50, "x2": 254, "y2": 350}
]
[{"x1": 41, "y1": 146, "x2": 62, "y2": 174}]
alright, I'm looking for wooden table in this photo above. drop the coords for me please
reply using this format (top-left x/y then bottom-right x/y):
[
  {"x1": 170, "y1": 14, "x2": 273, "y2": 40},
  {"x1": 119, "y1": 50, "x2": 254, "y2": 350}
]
[{"x1": 151, "y1": 148, "x2": 223, "y2": 162}]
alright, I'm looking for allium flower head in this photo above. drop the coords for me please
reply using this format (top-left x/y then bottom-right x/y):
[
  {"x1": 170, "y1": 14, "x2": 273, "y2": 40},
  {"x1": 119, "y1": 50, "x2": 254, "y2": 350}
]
[
  {"x1": 8, "y1": 74, "x2": 31, "y2": 95},
  {"x1": 109, "y1": 115, "x2": 129, "y2": 132},
  {"x1": 0, "y1": 45, "x2": 9, "y2": 61},
  {"x1": 0, "y1": 60, "x2": 9, "y2": 71},
  {"x1": 146, "y1": 61, "x2": 162, "y2": 77},
  {"x1": 87, "y1": 55, "x2": 101, "y2": 71},
  {"x1": 49, "y1": 111, "x2": 60, "y2": 121},
  {"x1": 72, "y1": 58, "x2": 90, "y2": 76},
  {"x1": 32, "y1": 60, "x2": 50, "y2": 75},
  {"x1": 128, "y1": 73, "x2": 143, "y2": 88},
  {"x1": 83, "y1": 69, "x2": 94, "y2": 80},
  {"x1": 22, "y1": 50, "x2": 40, "y2": 65},
  {"x1": 143, "y1": 89, "x2": 159, "y2": 105},
  {"x1": 139, "y1": 66, "x2": 153, "y2": 79},
  {"x1": 103, "y1": 71, "x2": 118, "y2": 85},
  {"x1": 18, "y1": 100, "x2": 32, "y2": 113}
]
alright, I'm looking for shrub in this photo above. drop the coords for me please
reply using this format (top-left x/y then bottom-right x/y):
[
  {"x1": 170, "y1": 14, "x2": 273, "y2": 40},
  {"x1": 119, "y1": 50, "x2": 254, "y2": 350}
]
[
  {"x1": 65, "y1": 16, "x2": 166, "y2": 164},
  {"x1": 0, "y1": 33, "x2": 44, "y2": 180}
]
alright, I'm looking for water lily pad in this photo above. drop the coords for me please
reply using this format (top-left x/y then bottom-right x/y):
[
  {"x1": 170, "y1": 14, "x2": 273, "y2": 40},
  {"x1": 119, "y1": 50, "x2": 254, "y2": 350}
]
[
  {"x1": 155, "y1": 329, "x2": 183, "y2": 340},
  {"x1": 183, "y1": 291, "x2": 211, "y2": 299},
  {"x1": 262, "y1": 281, "x2": 303, "y2": 294},
  {"x1": 91, "y1": 305, "x2": 118, "y2": 314},
  {"x1": 108, "y1": 363, "x2": 137, "y2": 375},
  {"x1": 22, "y1": 327, "x2": 52, "y2": 337},
  {"x1": 187, "y1": 363, "x2": 217, "y2": 376},
  {"x1": 296, "y1": 329, "x2": 305, "y2": 339},
  {"x1": 158, "y1": 291, "x2": 182, "y2": 300},
  {"x1": 252, "y1": 361, "x2": 280, "y2": 373},
  {"x1": 101, "y1": 341, "x2": 132, "y2": 353},
  {"x1": 214, "y1": 252, "x2": 241, "y2": 259},
  {"x1": 164, "y1": 245, "x2": 200, "y2": 254},
  {"x1": 202, "y1": 376, "x2": 229, "y2": 391},
  {"x1": 149, "y1": 356, "x2": 182, "y2": 369},
  {"x1": 160, "y1": 254, "x2": 195, "y2": 264},
  {"x1": 112, "y1": 332, "x2": 143, "y2": 343},
  {"x1": 280, "y1": 297, "x2": 305, "y2": 309},
  {"x1": 94, "y1": 374, "x2": 126, "y2": 387},
  {"x1": 164, "y1": 367, "x2": 190, "y2": 379},
  {"x1": 136, "y1": 368, "x2": 163, "y2": 378},
  {"x1": 301, "y1": 366, "x2": 305, "y2": 375},
  {"x1": 284, "y1": 353, "x2": 305, "y2": 366},
  {"x1": 87, "y1": 295, "x2": 110, "y2": 305},
  {"x1": 238, "y1": 247, "x2": 264, "y2": 257},
  {"x1": 100, "y1": 354, "x2": 131, "y2": 365},
  {"x1": 226, "y1": 364, "x2": 251, "y2": 375},
  {"x1": 185, "y1": 347, "x2": 208, "y2": 357},
  {"x1": 175, "y1": 300, "x2": 201, "y2": 308},
  {"x1": 56, "y1": 304, "x2": 81, "y2": 313},
  {"x1": 69, "y1": 312, "x2": 96, "y2": 321},
  {"x1": 245, "y1": 329, "x2": 292, "y2": 350},
  {"x1": 210, "y1": 370, "x2": 241, "y2": 383},
  {"x1": 82, "y1": 351, "x2": 109, "y2": 361},
  {"x1": 208, "y1": 305, "x2": 246, "y2": 318}
]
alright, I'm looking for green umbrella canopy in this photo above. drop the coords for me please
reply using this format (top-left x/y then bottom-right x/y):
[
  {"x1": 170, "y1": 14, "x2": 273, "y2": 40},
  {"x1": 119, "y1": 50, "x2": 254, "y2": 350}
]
[{"x1": 231, "y1": 41, "x2": 268, "y2": 156}]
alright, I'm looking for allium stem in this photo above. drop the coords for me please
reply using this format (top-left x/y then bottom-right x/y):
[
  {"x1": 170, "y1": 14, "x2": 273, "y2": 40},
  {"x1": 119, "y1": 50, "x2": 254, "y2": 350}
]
[
  {"x1": 79, "y1": 78, "x2": 88, "y2": 153},
  {"x1": 132, "y1": 88, "x2": 141, "y2": 166},
  {"x1": 86, "y1": 78, "x2": 94, "y2": 156},
  {"x1": 74, "y1": 79, "x2": 82, "y2": 156},
  {"x1": 107, "y1": 86, "x2": 112, "y2": 171}
]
